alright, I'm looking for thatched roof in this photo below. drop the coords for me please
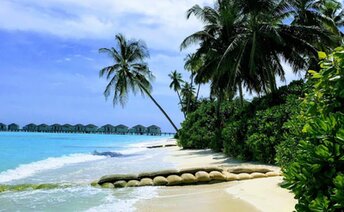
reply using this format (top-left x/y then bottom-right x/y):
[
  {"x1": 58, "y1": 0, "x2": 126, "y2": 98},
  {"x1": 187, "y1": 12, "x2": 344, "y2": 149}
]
[
  {"x1": 148, "y1": 125, "x2": 160, "y2": 129},
  {"x1": 86, "y1": 124, "x2": 98, "y2": 128},
  {"x1": 101, "y1": 124, "x2": 115, "y2": 128},
  {"x1": 115, "y1": 124, "x2": 128, "y2": 128},
  {"x1": 133, "y1": 125, "x2": 146, "y2": 129}
]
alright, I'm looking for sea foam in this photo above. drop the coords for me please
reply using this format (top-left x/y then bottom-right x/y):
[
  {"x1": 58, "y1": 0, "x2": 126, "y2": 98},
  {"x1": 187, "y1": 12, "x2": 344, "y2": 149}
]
[{"x1": 0, "y1": 154, "x2": 106, "y2": 183}]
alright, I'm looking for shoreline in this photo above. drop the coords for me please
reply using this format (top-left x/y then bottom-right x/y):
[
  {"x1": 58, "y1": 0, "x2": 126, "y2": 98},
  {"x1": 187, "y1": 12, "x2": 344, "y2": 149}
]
[{"x1": 135, "y1": 139, "x2": 296, "y2": 212}]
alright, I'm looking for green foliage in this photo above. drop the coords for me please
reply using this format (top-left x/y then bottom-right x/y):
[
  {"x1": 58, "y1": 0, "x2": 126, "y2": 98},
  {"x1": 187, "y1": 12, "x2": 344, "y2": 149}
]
[
  {"x1": 178, "y1": 99, "x2": 245, "y2": 149},
  {"x1": 246, "y1": 99, "x2": 298, "y2": 164},
  {"x1": 282, "y1": 47, "x2": 344, "y2": 211},
  {"x1": 179, "y1": 79, "x2": 306, "y2": 165},
  {"x1": 222, "y1": 81, "x2": 305, "y2": 164},
  {"x1": 222, "y1": 119, "x2": 251, "y2": 160},
  {"x1": 177, "y1": 100, "x2": 216, "y2": 149}
]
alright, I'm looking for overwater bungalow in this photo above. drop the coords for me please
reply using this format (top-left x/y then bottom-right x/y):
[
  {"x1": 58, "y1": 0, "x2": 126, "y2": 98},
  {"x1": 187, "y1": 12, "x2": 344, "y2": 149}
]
[
  {"x1": 0, "y1": 123, "x2": 7, "y2": 131},
  {"x1": 8, "y1": 123, "x2": 19, "y2": 131},
  {"x1": 24, "y1": 123, "x2": 37, "y2": 132},
  {"x1": 115, "y1": 124, "x2": 128, "y2": 134},
  {"x1": 99, "y1": 124, "x2": 116, "y2": 134},
  {"x1": 85, "y1": 124, "x2": 98, "y2": 133},
  {"x1": 51, "y1": 124, "x2": 62, "y2": 132},
  {"x1": 37, "y1": 124, "x2": 50, "y2": 132},
  {"x1": 130, "y1": 125, "x2": 147, "y2": 135},
  {"x1": 147, "y1": 125, "x2": 161, "y2": 135},
  {"x1": 62, "y1": 124, "x2": 74, "y2": 132},
  {"x1": 74, "y1": 124, "x2": 86, "y2": 133}
]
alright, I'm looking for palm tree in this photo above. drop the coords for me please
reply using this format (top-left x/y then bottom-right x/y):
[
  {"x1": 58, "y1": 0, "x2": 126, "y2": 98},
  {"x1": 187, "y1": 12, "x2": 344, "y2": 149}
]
[
  {"x1": 168, "y1": 70, "x2": 185, "y2": 118},
  {"x1": 317, "y1": 0, "x2": 344, "y2": 37},
  {"x1": 180, "y1": 82, "x2": 196, "y2": 114},
  {"x1": 288, "y1": 0, "x2": 342, "y2": 49},
  {"x1": 184, "y1": 53, "x2": 203, "y2": 100},
  {"x1": 181, "y1": 0, "x2": 327, "y2": 95},
  {"x1": 99, "y1": 33, "x2": 178, "y2": 132},
  {"x1": 180, "y1": 0, "x2": 332, "y2": 150}
]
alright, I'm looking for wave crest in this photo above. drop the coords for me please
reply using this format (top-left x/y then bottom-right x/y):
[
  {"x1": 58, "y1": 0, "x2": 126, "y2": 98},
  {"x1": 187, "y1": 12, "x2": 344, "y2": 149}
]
[{"x1": 0, "y1": 154, "x2": 106, "y2": 183}]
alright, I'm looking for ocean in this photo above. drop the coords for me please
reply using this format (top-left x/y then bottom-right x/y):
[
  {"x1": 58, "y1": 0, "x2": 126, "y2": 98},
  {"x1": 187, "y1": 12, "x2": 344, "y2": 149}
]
[{"x1": 0, "y1": 132, "x2": 174, "y2": 211}]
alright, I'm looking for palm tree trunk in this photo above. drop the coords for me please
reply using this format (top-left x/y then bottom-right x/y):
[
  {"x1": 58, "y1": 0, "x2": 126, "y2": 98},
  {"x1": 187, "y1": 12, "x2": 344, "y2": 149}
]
[
  {"x1": 186, "y1": 74, "x2": 194, "y2": 115},
  {"x1": 139, "y1": 84, "x2": 179, "y2": 132},
  {"x1": 196, "y1": 83, "x2": 201, "y2": 101},
  {"x1": 177, "y1": 90, "x2": 186, "y2": 119},
  {"x1": 238, "y1": 82, "x2": 244, "y2": 107},
  {"x1": 214, "y1": 92, "x2": 223, "y2": 152}
]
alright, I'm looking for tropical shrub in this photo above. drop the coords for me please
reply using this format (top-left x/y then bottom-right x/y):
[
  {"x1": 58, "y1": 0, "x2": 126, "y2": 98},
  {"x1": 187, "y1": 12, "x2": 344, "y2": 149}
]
[
  {"x1": 177, "y1": 100, "x2": 217, "y2": 149},
  {"x1": 178, "y1": 99, "x2": 246, "y2": 150},
  {"x1": 222, "y1": 82, "x2": 305, "y2": 163},
  {"x1": 179, "y1": 79, "x2": 306, "y2": 165},
  {"x1": 282, "y1": 47, "x2": 344, "y2": 211},
  {"x1": 222, "y1": 119, "x2": 251, "y2": 160}
]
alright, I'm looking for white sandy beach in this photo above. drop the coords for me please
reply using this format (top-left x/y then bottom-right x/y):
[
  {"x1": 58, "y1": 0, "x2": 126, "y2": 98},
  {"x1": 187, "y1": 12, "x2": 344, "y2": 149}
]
[{"x1": 136, "y1": 139, "x2": 297, "y2": 212}]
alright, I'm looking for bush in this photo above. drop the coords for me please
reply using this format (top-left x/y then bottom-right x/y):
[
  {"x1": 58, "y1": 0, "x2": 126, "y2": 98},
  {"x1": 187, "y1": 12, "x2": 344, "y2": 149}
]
[
  {"x1": 246, "y1": 96, "x2": 301, "y2": 164},
  {"x1": 222, "y1": 84, "x2": 304, "y2": 164},
  {"x1": 282, "y1": 47, "x2": 344, "y2": 211},
  {"x1": 178, "y1": 100, "x2": 217, "y2": 149},
  {"x1": 179, "y1": 79, "x2": 306, "y2": 165},
  {"x1": 178, "y1": 99, "x2": 246, "y2": 150},
  {"x1": 223, "y1": 119, "x2": 251, "y2": 160}
]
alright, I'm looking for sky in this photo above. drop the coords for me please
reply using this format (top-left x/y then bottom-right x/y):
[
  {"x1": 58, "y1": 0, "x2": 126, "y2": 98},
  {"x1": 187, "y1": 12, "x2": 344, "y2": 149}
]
[{"x1": 0, "y1": 0, "x2": 302, "y2": 132}]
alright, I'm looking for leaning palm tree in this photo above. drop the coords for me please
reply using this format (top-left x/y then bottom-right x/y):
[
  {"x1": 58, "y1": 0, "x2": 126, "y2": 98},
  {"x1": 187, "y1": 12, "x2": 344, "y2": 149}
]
[
  {"x1": 99, "y1": 33, "x2": 178, "y2": 132},
  {"x1": 168, "y1": 70, "x2": 185, "y2": 118}
]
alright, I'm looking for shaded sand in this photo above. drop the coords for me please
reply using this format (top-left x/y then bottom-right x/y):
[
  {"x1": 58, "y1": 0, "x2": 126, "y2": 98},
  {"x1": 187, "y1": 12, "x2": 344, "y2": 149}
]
[{"x1": 136, "y1": 139, "x2": 296, "y2": 212}]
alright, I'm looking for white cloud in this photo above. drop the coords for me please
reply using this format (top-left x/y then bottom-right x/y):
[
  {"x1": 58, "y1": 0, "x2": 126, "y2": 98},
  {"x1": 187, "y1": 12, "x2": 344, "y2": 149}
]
[{"x1": 0, "y1": 0, "x2": 213, "y2": 51}]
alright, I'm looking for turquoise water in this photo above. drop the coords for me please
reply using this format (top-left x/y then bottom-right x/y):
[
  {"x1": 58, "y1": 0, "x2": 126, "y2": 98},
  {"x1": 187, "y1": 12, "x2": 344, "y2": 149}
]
[
  {"x1": 0, "y1": 132, "x2": 174, "y2": 211},
  {"x1": 0, "y1": 132, "x2": 167, "y2": 172}
]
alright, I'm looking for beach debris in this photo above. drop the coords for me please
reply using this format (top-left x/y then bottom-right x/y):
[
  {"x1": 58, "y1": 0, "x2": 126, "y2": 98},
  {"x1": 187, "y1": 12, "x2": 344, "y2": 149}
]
[{"x1": 92, "y1": 166, "x2": 281, "y2": 189}]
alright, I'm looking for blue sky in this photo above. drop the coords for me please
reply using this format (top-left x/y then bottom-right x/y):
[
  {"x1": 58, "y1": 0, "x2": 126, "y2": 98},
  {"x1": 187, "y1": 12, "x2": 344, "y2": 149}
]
[
  {"x1": 0, "y1": 0, "x2": 312, "y2": 132},
  {"x1": 0, "y1": 0, "x2": 217, "y2": 132}
]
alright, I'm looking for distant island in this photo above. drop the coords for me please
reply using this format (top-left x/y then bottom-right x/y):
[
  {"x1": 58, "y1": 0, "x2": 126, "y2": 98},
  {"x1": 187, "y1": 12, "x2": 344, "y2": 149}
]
[{"x1": 0, "y1": 123, "x2": 173, "y2": 136}]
